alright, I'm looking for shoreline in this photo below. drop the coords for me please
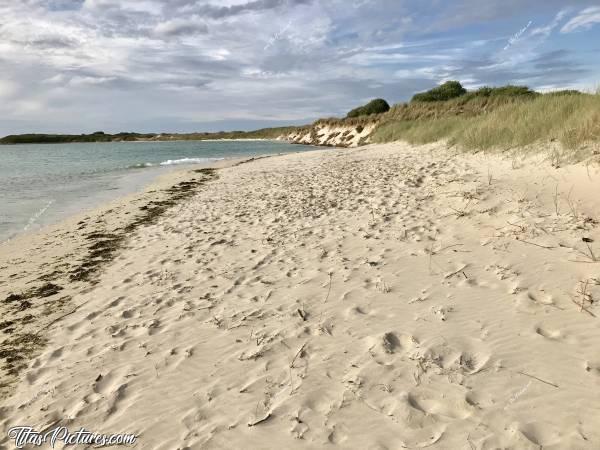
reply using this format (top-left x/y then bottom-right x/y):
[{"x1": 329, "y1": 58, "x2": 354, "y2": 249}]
[
  {"x1": 2, "y1": 142, "x2": 600, "y2": 448},
  {"x1": 0, "y1": 157, "x2": 240, "y2": 248},
  {"x1": 0, "y1": 139, "x2": 316, "y2": 245},
  {"x1": 0, "y1": 153, "x2": 286, "y2": 398}
]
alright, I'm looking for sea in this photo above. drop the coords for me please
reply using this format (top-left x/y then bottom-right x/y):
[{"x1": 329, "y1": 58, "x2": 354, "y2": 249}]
[{"x1": 0, "y1": 140, "x2": 317, "y2": 243}]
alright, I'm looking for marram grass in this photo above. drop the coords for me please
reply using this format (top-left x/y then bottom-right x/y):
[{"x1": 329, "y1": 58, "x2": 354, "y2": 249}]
[{"x1": 371, "y1": 92, "x2": 600, "y2": 156}]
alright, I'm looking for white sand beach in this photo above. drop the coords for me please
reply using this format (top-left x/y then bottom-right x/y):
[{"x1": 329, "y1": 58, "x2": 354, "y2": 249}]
[{"x1": 2, "y1": 142, "x2": 600, "y2": 449}]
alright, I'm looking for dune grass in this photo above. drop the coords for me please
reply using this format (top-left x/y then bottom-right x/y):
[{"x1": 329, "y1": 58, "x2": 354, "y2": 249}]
[
  {"x1": 315, "y1": 89, "x2": 536, "y2": 128},
  {"x1": 372, "y1": 92, "x2": 600, "y2": 156}
]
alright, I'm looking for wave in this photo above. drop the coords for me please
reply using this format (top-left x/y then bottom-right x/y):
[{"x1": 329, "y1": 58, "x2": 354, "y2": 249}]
[
  {"x1": 128, "y1": 163, "x2": 154, "y2": 169},
  {"x1": 127, "y1": 157, "x2": 224, "y2": 169},
  {"x1": 159, "y1": 157, "x2": 222, "y2": 166}
]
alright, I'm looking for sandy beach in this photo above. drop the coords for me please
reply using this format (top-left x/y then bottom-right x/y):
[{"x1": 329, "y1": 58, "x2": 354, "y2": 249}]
[{"x1": 2, "y1": 142, "x2": 600, "y2": 449}]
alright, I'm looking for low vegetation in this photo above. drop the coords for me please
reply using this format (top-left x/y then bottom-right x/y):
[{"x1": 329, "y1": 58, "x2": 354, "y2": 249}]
[
  {"x1": 312, "y1": 83, "x2": 540, "y2": 129},
  {"x1": 346, "y1": 98, "x2": 390, "y2": 118},
  {"x1": 411, "y1": 81, "x2": 467, "y2": 102},
  {"x1": 372, "y1": 90, "x2": 600, "y2": 156},
  {"x1": 0, "y1": 132, "x2": 156, "y2": 144},
  {"x1": 461, "y1": 85, "x2": 538, "y2": 99},
  {"x1": 3, "y1": 82, "x2": 598, "y2": 159},
  {"x1": 155, "y1": 126, "x2": 300, "y2": 142},
  {"x1": 298, "y1": 81, "x2": 598, "y2": 160},
  {"x1": 0, "y1": 127, "x2": 300, "y2": 145}
]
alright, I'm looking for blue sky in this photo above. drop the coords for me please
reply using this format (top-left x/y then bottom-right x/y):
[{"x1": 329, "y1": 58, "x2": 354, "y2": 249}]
[{"x1": 0, "y1": 0, "x2": 599, "y2": 135}]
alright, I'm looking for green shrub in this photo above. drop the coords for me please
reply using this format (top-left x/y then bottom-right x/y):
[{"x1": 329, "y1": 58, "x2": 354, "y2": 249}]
[
  {"x1": 411, "y1": 81, "x2": 467, "y2": 102},
  {"x1": 471, "y1": 85, "x2": 537, "y2": 98},
  {"x1": 347, "y1": 98, "x2": 390, "y2": 118},
  {"x1": 545, "y1": 90, "x2": 583, "y2": 97}
]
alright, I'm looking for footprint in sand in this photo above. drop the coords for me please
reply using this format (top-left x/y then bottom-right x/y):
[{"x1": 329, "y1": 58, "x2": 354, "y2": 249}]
[
  {"x1": 533, "y1": 324, "x2": 564, "y2": 341},
  {"x1": 418, "y1": 337, "x2": 491, "y2": 375},
  {"x1": 363, "y1": 331, "x2": 419, "y2": 365},
  {"x1": 404, "y1": 391, "x2": 472, "y2": 420},
  {"x1": 584, "y1": 360, "x2": 600, "y2": 377},
  {"x1": 24, "y1": 366, "x2": 53, "y2": 386},
  {"x1": 344, "y1": 305, "x2": 371, "y2": 319},
  {"x1": 327, "y1": 424, "x2": 349, "y2": 445},
  {"x1": 516, "y1": 291, "x2": 558, "y2": 313},
  {"x1": 514, "y1": 421, "x2": 561, "y2": 448}
]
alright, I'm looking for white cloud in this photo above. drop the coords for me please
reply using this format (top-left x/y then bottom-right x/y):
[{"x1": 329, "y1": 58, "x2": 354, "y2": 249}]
[
  {"x1": 83, "y1": 0, "x2": 163, "y2": 15},
  {"x1": 394, "y1": 67, "x2": 439, "y2": 80},
  {"x1": 153, "y1": 18, "x2": 208, "y2": 37},
  {"x1": 42, "y1": 74, "x2": 67, "y2": 84},
  {"x1": 0, "y1": 0, "x2": 598, "y2": 135},
  {"x1": 530, "y1": 9, "x2": 569, "y2": 38},
  {"x1": 0, "y1": 79, "x2": 18, "y2": 98},
  {"x1": 12, "y1": 99, "x2": 45, "y2": 115},
  {"x1": 205, "y1": 48, "x2": 231, "y2": 61},
  {"x1": 68, "y1": 75, "x2": 116, "y2": 86},
  {"x1": 561, "y1": 6, "x2": 600, "y2": 33}
]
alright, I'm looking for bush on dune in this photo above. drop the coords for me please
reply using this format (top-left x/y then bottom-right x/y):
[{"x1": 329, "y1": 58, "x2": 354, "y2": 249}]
[
  {"x1": 346, "y1": 98, "x2": 390, "y2": 118},
  {"x1": 312, "y1": 82, "x2": 599, "y2": 158},
  {"x1": 465, "y1": 85, "x2": 538, "y2": 99},
  {"x1": 544, "y1": 89, "x2": 583, "y2": 97},
  {"x1": 411, "y1": 81, "x2": 467, "y2": 102}
]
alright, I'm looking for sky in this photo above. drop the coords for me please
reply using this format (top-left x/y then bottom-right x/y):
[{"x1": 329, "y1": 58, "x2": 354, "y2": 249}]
[{"x1": 0, "y1": 0, "x2": 599, "y2": 135}]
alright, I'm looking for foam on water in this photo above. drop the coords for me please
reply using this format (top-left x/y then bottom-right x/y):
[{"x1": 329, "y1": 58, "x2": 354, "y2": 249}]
[{"x1": 159, "y1": 157, "x2": 223, "y2": 166}]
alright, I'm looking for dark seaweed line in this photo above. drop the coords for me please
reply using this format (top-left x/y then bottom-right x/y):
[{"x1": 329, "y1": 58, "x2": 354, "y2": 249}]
[
  {"x1": 69, "y1": 168, "x2": 218, "y2": 283},
  {"x1": 0, "y1": 168, "x2": 218, "y2": 390}
]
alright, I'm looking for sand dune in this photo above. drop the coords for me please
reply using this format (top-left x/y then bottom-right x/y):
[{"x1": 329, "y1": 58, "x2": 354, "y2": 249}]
[{"x1": 2, "y1": 142, "x2": 600, "y2": 449}]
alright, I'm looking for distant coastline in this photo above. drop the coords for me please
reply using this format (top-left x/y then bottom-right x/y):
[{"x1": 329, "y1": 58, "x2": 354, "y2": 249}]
[
  {"x1": 0, "y1": 127, "x2": 300, "y2": 145},
  {"x1": 3, "y1": 82, "x2": 599, "y2": 158}
]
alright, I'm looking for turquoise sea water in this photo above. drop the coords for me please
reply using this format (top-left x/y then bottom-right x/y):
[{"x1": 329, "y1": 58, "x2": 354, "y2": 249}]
[{"x1": 0, "y1": 140, "x2": 316, "y2": 242}]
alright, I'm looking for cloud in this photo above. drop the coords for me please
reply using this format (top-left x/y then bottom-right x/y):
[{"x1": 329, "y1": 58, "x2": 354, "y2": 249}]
[
  {"x1": 176, "y1": 0, "x2": 313, "y2": 19},
  {"x1": 68, "y1": 75, "x2": 117, "y2": 86},
  {"x1": 0, "y1": 79, "x2": 18, "y2": 98},
  {"x1": 530, "y1": 9, "x2": 570, "y2": 38},
  {"x1": 42, "y1": 74, "x2": 67, "y2": 84},
  {"x1": 0, "y1": 0, "x2": 599, "y2": 135},
  {"x1": 153, "y1": 18, "x2": 208, "y2": 37},
  {"x1": 561, "y1": 6, "x2": 600, "y2": 33}
]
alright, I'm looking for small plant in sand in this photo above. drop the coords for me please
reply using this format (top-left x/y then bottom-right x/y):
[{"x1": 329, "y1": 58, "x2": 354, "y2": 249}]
[
  {"x1": 553, "y1": 184, "x2": 560, "y2": 216},
  {"x1": 446, "y1": 199, "x2": 473, "y2": 218},
  {"x1": 289, "y1": 342, "x2": 308, "y2": 395},
  {"x1": 564, "y1": 187, "x2": 579, "y2": 220},
  {"x1": 324, "y1": 271, "x2": 333, "y2": 302},
  {"x1": 568, "y1": 237, "x2": 599, "y2": 263},
  {"x1": 376, "y1": 276, "x2": 391, "y2": 293},
  {"x1": 572, "y1": 278, "x2": 597, "y2": 317},
  {"x1": 582, "y1": 238, "x2": 597, "y2": 262}
]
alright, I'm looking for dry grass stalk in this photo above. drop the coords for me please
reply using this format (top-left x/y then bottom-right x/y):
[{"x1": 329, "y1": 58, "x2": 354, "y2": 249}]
[
  {"x1": 376, "y1": 277, "x2": 391, "y2": 293},
  {"x1": 572, "y1": 279, "x2": 596, "y2": 317},
  {"x1": 565, "y1": 187, "x2": 578, "y2": 220},
  {"x1": 447, "y1": 199, "x2": 473, "y2": 218},
  {"x1": 324, "y1": 271, "x2": 333, "y2": 303},
  {"x1": 289, "y1": 342, "x2": 308, "y2": 395},
  {"x1": 569, "y1": 238, "x2": 599, "y2": 263}
]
